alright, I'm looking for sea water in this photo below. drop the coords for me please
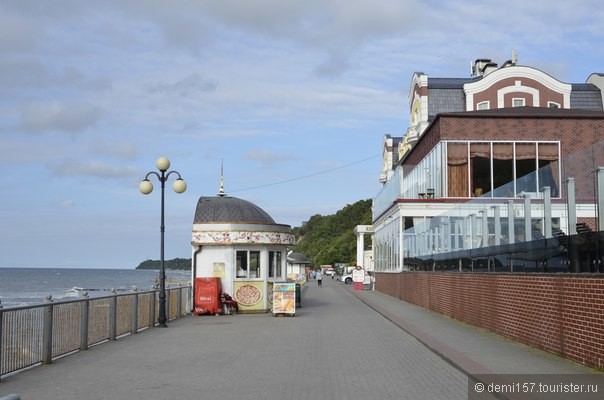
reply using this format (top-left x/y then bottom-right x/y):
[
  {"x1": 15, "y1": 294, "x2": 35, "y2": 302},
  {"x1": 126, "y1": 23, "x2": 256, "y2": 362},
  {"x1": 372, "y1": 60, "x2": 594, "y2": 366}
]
[{"x1": 0, "y1": 267, "x2": 191, "y2": 308}]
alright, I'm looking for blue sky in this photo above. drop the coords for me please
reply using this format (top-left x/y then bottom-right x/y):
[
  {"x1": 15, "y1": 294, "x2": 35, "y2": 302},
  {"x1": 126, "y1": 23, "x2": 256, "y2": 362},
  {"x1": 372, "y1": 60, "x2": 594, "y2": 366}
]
[{"x1": 1, "y1": 0, "x2": 603, "y2": 269}]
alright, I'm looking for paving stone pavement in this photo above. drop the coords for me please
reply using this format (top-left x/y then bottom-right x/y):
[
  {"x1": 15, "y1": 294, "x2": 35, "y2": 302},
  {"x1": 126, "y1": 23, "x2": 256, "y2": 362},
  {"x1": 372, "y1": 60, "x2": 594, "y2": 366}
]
[{"x1": 0, "y1": 278, "x2": 601, "y2": 400}]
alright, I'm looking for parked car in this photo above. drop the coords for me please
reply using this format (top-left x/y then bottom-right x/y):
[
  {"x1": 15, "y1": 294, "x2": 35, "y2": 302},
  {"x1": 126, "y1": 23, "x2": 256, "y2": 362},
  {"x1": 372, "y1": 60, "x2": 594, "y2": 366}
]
[
  {"x1": 338, "y1": 273, "x2": 353, "y2": 284},
  {"x1": 324, "y1": 269, "x2": 336, "y2": 276},
  {"x1": 338, "y1": 272, "x2": 371, "y2": 285}
]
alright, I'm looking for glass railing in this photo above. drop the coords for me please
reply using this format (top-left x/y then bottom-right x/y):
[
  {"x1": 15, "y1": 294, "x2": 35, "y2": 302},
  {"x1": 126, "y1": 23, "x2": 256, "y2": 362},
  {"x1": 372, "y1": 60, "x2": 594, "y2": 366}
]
[{"x1": 400, "y1": 141, "x2": 604, "y2": 273}]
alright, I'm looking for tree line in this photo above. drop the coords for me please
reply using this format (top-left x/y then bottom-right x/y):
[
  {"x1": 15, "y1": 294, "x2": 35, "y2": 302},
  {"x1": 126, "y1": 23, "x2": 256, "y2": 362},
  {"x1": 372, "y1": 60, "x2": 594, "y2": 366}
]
[
  {"x1": 135, "y1": 258, "x2": 192, "y2": 270},
  {"x1": 292, "y1": 199, "x2": 372, "y2": 267}
]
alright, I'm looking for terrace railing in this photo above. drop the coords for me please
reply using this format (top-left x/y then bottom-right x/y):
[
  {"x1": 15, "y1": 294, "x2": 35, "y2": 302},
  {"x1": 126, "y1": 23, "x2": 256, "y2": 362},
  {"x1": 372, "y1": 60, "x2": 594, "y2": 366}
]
[{"x1": 0, "y1": 285, "x2": 191, "y2": 380}]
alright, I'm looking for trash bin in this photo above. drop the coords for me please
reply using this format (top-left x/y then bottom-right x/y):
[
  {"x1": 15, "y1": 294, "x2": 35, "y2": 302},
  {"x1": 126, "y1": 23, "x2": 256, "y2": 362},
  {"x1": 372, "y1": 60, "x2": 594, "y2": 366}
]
[{"x1": 295, "y1": 283, "x2": 301, "y2": 307}]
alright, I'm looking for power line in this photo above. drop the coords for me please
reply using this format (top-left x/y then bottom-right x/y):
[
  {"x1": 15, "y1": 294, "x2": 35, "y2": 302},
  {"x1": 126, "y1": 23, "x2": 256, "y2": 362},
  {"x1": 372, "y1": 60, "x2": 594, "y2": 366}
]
[{"x1": 229, "y1": 154, "x2": 380, "y2": 193}]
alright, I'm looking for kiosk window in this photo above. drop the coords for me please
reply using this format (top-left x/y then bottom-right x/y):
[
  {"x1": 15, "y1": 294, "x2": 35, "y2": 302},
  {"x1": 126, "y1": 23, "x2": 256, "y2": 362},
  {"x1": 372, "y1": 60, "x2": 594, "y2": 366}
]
[
  {"x1": 236, "y1": 250, "x2": 261, "y2": 279},
  {"x1": 268, "y1": 251, "x2": 282, "y2": 278}
]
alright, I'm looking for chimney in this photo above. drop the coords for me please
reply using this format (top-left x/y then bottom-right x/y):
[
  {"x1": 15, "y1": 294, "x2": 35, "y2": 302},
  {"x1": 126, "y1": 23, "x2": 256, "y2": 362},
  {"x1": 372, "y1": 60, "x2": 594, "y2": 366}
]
[{"x1": 471, "y1": 59, "x2": 498, "y2": 77}]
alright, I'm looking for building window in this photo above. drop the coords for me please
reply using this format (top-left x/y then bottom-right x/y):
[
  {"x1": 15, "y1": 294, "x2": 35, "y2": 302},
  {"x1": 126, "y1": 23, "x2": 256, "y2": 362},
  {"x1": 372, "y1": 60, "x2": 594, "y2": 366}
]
[
  {"x1": 515, "y1": 143, "x2": 537, "y2": 193},
  {"x1": 236, "y1": 250, "x2": 261, "y2": 279},
  {"x1": 538, "y1": 142, "x2": 560, "y2": 197},
  {"x1": 492, "y1": 143, "x2": 514, "y2": 197},
  {"x1": 477, "y1": 101, "x2": 490, "y2": 110},
  {"x1": 447, "y1": 143, "x2": 469, "y2": 197},
  {"x1": 470, "y1": 142, "x2": 491, "y2": 196},
  {"x1": 548, "y1": 102, "x2": 560, "y2": 108},
  {"x1": 512, "y1": 98, "x2": 525, "y2": 107},
  {"x1": 268, "y1": 251, "x2": 282, "y2": 279},
  {"x1": 446, "y1": 141, "x2": 560, "y2": 198}
]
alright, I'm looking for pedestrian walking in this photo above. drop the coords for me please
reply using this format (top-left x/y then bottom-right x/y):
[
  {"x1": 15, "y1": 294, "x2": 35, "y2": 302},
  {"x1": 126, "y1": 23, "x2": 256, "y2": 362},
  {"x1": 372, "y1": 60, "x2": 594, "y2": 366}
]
[{"x1": 316, "y1": 270, "x2": 323, "y2": 287}]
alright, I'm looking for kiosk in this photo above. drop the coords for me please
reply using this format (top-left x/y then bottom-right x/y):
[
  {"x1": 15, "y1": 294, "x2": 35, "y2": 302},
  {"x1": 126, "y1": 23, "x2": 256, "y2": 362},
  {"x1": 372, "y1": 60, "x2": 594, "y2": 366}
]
[{"x1": 191, "y1": 187, "x2": 295, "y2": 313}]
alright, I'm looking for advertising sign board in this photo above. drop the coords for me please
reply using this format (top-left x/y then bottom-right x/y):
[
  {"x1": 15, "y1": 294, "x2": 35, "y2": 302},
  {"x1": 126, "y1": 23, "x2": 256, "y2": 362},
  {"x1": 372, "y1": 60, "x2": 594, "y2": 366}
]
[{"x1": 352, "y1": 266, "x2": 365, "y2": 283}]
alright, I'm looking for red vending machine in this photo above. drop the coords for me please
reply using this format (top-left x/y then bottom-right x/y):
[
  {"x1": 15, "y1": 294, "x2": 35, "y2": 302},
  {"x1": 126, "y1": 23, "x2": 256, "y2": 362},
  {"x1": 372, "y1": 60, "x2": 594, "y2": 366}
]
[{"x1": 194, "y1": 277, "x2": 222, "y2": 315}]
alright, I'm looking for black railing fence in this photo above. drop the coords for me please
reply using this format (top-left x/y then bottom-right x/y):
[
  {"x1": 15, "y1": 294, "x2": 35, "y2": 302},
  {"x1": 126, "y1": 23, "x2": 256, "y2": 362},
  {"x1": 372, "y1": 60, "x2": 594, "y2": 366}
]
[{"x1": 0, "y1": 285, "x2": 191, "y2": 380}]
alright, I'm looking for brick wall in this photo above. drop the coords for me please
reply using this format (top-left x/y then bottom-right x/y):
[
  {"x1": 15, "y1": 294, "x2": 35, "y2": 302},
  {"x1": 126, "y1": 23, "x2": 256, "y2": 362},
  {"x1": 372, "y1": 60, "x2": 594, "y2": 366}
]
[{"x1": 375, "y1": 272, "x2": 604, "y2": 369}]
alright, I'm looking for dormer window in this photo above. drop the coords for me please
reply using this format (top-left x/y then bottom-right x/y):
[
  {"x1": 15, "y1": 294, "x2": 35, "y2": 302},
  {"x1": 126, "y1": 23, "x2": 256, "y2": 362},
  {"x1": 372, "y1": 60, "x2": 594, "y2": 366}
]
[
  {"x1": 512, "y1": 98, "x2": 525, "y2": 107},
  {"x1": 548, "y1": 102, "x2": 560, "y2": 108},
  {"x1": 477, "y1": 101, "x2": 490, "y2": 110}
]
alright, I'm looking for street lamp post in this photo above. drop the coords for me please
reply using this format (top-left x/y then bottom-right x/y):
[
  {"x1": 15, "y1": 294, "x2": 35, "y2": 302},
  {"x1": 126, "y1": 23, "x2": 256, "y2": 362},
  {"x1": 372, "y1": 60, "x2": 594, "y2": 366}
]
[{"x1": 139, "y1": 157, "x2": 187, "y2": 327}]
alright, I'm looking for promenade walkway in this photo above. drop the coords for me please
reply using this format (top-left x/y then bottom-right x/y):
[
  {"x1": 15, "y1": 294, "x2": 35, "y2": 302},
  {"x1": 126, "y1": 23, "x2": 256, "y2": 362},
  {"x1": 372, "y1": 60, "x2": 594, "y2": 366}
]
[{"x1": 0, "y1": 278, "x2": 602, "y2": 400}]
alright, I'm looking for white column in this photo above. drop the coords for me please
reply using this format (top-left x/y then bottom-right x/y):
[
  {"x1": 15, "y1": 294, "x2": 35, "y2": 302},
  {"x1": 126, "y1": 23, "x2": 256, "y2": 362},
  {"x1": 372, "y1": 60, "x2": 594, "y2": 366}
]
[
  {"x1": 542, "y1": 186, "x2": 552, "y2": 238},
  {"x1": 492, "y1": 205, "x2": 501, "y2": 246},
  {"x1": 356, "y1": 232, "x2": 365, "y2": 267},
  {"x1": 507, "y1": 200, "x2": 515, "y2": 244},
  {"x1": 481, "y1": 209, "x2": 488, "y2": 247},
  {"x1": 566, "y1": 178, "x2": 577, "y2": 235},
  {"x1": 597, "y1": 168, "x2": 604, "y2": 231},
  {"x1": 523, "y1": 193, "x2": 532, "y2": 242},
  {"x1": 399, "y1": 216, "x2": 404, "y2": 271}
]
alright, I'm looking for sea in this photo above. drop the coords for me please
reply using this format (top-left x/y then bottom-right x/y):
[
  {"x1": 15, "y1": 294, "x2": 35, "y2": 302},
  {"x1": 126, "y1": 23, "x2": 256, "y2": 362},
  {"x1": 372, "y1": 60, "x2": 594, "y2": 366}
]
[{"x1": 0, "y1": 267, "x2": 192, "y2": 309}]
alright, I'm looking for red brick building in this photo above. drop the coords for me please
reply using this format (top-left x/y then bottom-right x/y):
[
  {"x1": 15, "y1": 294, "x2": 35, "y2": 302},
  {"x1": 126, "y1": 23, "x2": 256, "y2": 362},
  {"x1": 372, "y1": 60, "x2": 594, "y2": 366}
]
[
  {"x1": 373, "y1": 57, "x2": 604, "y2": 273},
  {"x1": 368, "y1": 57, "x2": 604, "y2": 369}
]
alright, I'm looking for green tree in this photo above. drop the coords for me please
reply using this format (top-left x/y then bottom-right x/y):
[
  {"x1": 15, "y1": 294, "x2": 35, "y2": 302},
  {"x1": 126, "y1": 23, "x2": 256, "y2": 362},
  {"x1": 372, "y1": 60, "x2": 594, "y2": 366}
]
[
  {"x1": 292, "y1": 199, "x2": 371, "y2": 267},
  {"x1": 135, "y1": 258, "x2": 192, "y2": 270}
]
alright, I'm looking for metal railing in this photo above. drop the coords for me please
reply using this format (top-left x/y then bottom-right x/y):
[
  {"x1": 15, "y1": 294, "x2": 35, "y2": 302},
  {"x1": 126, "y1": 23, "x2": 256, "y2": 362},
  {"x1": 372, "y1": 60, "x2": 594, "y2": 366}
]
[{"x1": 0, "y1": 285, "x2": 191, "y2": 380}]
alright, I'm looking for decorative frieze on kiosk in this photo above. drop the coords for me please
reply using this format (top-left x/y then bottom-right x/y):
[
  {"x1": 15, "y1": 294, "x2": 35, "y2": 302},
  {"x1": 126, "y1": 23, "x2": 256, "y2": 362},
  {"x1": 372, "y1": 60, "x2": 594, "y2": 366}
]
[{"x1": 192, "y1": 230, "x2": 294, "y2": 246}]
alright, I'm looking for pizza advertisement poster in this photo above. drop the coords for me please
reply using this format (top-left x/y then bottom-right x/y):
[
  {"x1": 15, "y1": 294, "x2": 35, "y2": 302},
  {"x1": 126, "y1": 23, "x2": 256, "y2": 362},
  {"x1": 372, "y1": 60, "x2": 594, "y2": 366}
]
[{"x1": 233, "y1": 281, "x2": 265, "y2": 311}]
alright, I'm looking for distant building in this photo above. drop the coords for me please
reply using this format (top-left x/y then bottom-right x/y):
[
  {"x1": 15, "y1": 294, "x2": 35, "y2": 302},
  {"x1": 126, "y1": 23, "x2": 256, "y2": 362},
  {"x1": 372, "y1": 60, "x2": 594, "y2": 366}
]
[
  {"x1": 287, "y1": 252, "x2": 311, "y2": 278},
  {"x1": 373, "y1": 56, "x2": 604, "y2": 273}
]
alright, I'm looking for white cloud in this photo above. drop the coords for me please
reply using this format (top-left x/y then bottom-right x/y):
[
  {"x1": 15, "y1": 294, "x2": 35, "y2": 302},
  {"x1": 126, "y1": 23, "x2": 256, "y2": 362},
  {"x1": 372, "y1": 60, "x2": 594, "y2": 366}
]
[
  {"x1": 0, "y1": 138, "x2": 61, "y2": 164},
  {"x1": 314, "y1": 53, "x2": 352, "y2": 79},
  {"x1": 90, "y1": 140, "x2": 138, "y2": 161},
  {"x1": 145, "y1": 73, "x2": 217, "y2": 97},
  {"x1": 60, "y1": 199, "x2": 75, "y2": 208},
  {"x1": 311, "y1": 160, "x2": 343, "y2": 170},
  {"x1": 0, "y1": 10, "x2": 37, "y2": 53},
  {"x1": 244, "y1": 150, "x2": 293, "y2": 168},
  {"x1": 52, "y1": 160, "x2": 140, "y2": 179},
  {"x1": 19, "y1": 101, "x2": 101, "y2": 134},
  {"x1": 201, "y1": 0, "x2": 417, "y2": 47}
]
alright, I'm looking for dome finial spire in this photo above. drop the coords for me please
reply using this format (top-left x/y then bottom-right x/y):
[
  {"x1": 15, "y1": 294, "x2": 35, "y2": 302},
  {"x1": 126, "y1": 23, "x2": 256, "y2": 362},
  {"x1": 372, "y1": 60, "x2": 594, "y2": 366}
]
[{"x1": 218, "y1": 159, "x2": 225, "y2": 197}]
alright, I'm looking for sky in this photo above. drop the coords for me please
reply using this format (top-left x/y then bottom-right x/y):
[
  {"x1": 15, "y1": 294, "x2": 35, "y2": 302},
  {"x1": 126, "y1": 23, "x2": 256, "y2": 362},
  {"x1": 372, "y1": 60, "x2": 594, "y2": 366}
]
[{"x1": 1, "y1": 0, "x2": 603, "y2": 269}]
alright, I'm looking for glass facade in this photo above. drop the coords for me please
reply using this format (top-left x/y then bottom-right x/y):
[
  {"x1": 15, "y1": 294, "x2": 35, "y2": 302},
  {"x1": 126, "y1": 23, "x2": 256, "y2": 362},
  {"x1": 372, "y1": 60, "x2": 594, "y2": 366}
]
[
  {"x1": 373, "y1": 140, "x2": 564, "y2": 273},
  {"x1": 445, "y1": 141, "x2": 560, "y2": 199},
  {"x1": 373, "y1": 216, "x2": 401, "y2": 272}
]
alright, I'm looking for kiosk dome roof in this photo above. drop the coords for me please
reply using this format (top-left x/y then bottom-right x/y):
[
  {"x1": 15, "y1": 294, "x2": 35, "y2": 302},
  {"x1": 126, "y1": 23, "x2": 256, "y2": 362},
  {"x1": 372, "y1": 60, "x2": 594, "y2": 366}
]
[{"x1": 194, "y1": 195, "x2": 276, "y2": 224}]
